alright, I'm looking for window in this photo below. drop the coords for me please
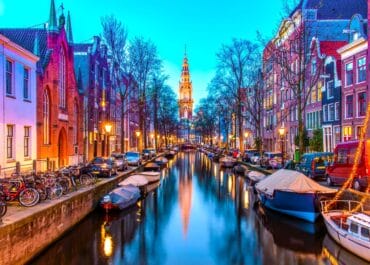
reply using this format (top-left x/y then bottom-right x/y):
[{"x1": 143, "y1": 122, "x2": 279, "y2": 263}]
[
  {"x1": 343, "y1": 126, "x2": 352, "y2": 142},
  {"x1": 311, "y1": 59, "x2": 317, "y2": 75},
  {"x1": 337, "y1": 149, "x2": 348, "y2": 164},
  {"x1": 350, "y1": 223, "x2": 359, "y2": 234},
  {"x1": 334, "y1": 126, "x2": 340, "y2": 146},
  {"x1": 7, "y1": 125, "x2": 14, "y2": 159},
  {"x1": 346, "y1": 95, "x2": 353, "y2": 118},
  {"x1": 43, "y1": 89, "x2": 50, "y2": 144},
  {"x1": 345, "y1": 62, "x2": 353, "y2": 86},
  {"x1": 74, "y1": 101, "x2": 78, "y2": 145},
  {"x1": 6, "y1": 59, "x2": 13, "y2": 95},
  {"x1": 311, "y1": 86, "x2": 317, "y2": 103},
  {"x1": 59, "y1": 48, "x2": 66, "y2": 108},
  {"x1": 335, "y1": 102, "x2": 340, "y2": 121},
  {"x1": 317, "y1": 83, "x2": 322, "y2": 101},
  {"x1": 361, "y1": 227, "x2": 370, "y2": 239},
  {"x1": 358, "y1": 92, "x2": 366, "y2": 117},
  {"x1": 357, "y1": 57, "x2": 366, "y2": 83},
  {"x1": 357, "y1": 126, "x2": 364, "y2": 139},
  {"x1": 327, "y1": 80, "x2": 334, "y2": 99},
  {"x1": 23, "y1": 67, "x2": 30, "y2": 100},
  {"x1": 24, "y1": 127, "x2": 30, "y2": 157},
  {"x1": 329, "y1": 104, "x2": 335, "y2": 121}
]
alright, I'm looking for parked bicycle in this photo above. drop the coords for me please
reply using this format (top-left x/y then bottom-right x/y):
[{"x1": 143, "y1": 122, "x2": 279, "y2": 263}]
[{"x1": 0, "y1": 176, "x2": 39, "y2": 207}]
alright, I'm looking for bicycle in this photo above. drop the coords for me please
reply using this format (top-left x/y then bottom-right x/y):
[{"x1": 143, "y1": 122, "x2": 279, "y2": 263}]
[{"x1": 0, "y1": 176, "x2": 39, "y2": 207}]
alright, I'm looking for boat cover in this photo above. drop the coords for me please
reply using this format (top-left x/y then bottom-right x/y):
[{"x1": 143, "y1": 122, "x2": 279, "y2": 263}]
[
  {"x1": 110, "y1": 185, "x2": 140, "y2": 203},
  {"x1": 255, "y1": 169, "x2": 336, "y2": 196},
  {"x1": 119, "y1": 175, "x2": 148, "y2": 187},
  {"x1": 139, "y1": 172, "x2": 160, "y2": 177}
]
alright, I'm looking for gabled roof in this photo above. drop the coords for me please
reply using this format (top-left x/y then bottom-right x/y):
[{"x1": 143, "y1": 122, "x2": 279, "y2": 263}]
[
  {"x1": 0, "y1": 28, "x2": 49, "y2": 71},
  {"x1": 290, "y1": 0, "x2": 367, "y2": 20}
]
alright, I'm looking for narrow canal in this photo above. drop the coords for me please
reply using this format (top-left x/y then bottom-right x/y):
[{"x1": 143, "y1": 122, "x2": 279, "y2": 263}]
[{"x1": 29, "y1": 152, "x2": 364, "y2": 265}]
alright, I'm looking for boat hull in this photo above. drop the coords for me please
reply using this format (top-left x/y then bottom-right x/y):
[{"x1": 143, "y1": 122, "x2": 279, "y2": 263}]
[
  {"x1": 323, "y1": 213, "x2": 370, "y2": 261},
  {"x1": 258, "y1": 190, "x2": 326, "y2": 222}
]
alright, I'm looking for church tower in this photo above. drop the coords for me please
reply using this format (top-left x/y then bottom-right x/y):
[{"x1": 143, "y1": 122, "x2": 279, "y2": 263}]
[{"x1": 178, "y1": 50, "x2": 194, "y2": 120}]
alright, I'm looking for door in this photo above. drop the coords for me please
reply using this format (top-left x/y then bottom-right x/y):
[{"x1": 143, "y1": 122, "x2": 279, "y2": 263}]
[{"x1": 58, "y1": 128, "x2": 67, "y2": 168}]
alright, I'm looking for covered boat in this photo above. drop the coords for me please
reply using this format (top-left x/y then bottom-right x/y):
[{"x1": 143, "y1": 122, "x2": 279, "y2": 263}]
[
  {"x1": 143, "y1": 162, "x2": 160, "y2": 172},
  {"x1": 255, "y1": 169, "x2": 336, "y2": 222},
  {"x1": 154, "y1": 157, "x2": 168, "y2": 167},
  {"x1": 233, "y1": 164, "x2": 248, "y2": 175},
  {"x1": 100, "y1": 185, "x2": 140, "y2": 211},
  {"x1": 247, "y1": 171, "x2": 266, "y2": 185},
  {"x1": 321, "y1": 199, "x2": 370, "y2": 261},
  {"x1": 138, "y1": 171, "x2": 161, "y2": 183},
  {"x1": 119, "y1": 175, "x2": 148, "y2": 188},
  {"x1": 219, "y1": 156, "x2": 237, "y2": 168}
]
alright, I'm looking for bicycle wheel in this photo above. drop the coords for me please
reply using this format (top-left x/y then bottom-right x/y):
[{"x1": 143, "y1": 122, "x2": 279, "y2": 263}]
[
  {"x1": 37, "y1": 188, "x2": 48, "y2": 201},
  {"x1": 19, "y1": 188, "x2": 40, "y2": 207},
  {"x1": 48, "y1": 184, "x2": 63, "y2": 200},
  {"x1": 59, "y1": 178, "x2": 71, "y2": 194},
  {"x1": 0, "y1": 201, "x2": 7, "y2": 218},
  {"x1": 79, "y1": 174, "x2": 93, "y2": 186}
]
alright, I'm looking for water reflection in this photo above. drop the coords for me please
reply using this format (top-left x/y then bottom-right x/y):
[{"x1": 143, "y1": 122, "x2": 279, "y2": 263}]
[{"x1": 30, "y1": 152, "x2": 331, "y2": 265}]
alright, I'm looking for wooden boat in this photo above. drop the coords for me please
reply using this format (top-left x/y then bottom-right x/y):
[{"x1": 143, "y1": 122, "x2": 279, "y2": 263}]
[
  {"x1": 100, "y1": 185, "x2": 140, "y2": 211},
  {"x1": 219, "y1": 156, "x2": 237, "y2": 168},
  {"x1": 154, "y1": 157, "x2": 168, "y2": 167},
  {"x1": 119, "y1": 175, "x2": 148, "y2": 188},
  {"x1": 320, "y1": 199, "x2": 370, "y2": 261},
  {"x1": 255, "y1": 169, "x2": 336, "y2": 222},
  {"x1": 143, "y1": 162, "x2": 160, "y2": 171},
  {"x1": 138, "y1": 171, "x2": 161, "y2": 183},
  {"x1": 233, "y1": 164, "x2": 248, "y2": 175}
]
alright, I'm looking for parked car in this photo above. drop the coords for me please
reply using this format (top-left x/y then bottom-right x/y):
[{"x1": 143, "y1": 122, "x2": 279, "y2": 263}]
[
  {"x1": 142, "y1": 149, "x2": 152, "y2": 160},
  {"x1": 326, "y1": 140, "x2": 370, "y2": 190},
  {"x1": 250, "y1": 153, "x2": 262, "y2": 164},
  {"x1": 126, "y1": 151, "x2": 142, "y2": 166},
  {"x1": 242, "y1": 149, "x2": 259, "y2": 162},
  {"x1": 295, "y1": 152, "x2": 333, "y2": 179},
  {"x1": 82, "y1": 157, "x2": 117, "y2": 178},
  {"x1": 148, "y1": 148, "x2": 156, "y2": 157},
  {"x1": 110, "y1": 153, "x2": 129, "y2": 171},
  {"x1": 260, "y1": 152, "x2": 283, "y2": 169}
]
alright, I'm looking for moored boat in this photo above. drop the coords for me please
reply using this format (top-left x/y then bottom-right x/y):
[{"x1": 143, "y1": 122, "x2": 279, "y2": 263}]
[
  {"x1": 143, "y1": 162, "x2": 160, "y2": 171},
  {"x1": 320, "y1": 199, "x2": 370, "y2": 261},
  {"x1": 233, "y1": 164, "x2": 248, "y2": 175},
  {"x1": 219, "y1": 156, "x2": 237, "y2": 168},
  {"x1": 247, "y1": 171, "x2": 266, "y2": 185},
  {"x1": 165, "y1": 150, "x2": 176, "y2": 159},
  {"x1": 100, "y1": 184, "x2": 140, "y2": 211},
  {"x1": 138, "y1": 171, "x2": 161, "y2": 183},
  {"x1": 154, "y1": 156, "x2": 168, "y2": 167},
  {"x1": 255, "y1": 169, "x2": 336, "y2": 222}
]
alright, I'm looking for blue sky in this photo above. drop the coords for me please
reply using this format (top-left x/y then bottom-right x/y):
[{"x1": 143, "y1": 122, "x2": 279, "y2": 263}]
[{"x1": 0, "y1": 0, "x2": 283, "y2": 106}]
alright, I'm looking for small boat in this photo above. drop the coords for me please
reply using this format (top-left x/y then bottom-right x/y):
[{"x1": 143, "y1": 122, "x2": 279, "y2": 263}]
[
  {"x1": 119, "y1": 175, "x2": 148, "y2": 188},
  {"x1": 146, "y1": 181, "x2": 161, "y2": 193},
  {"x1": 233, "y1": 164, "x2": 248, "y2": 175},
  {"x1": 212, "y1": 153, "x2": 223, "y2": 162},
  {"x1": 165, "y1": 150, "x2": 176, "y2": 159},
  {"x1": 138, "y1": 171, "x2": 161, "y2": 183},
  {"x1": 255, "y1": 169, "x2": 336, "y2": 222},
  {"x1": 219, "y1": 156, "x2": 237, "y2": 168},
  {"x1": 154, "y1": 157, "x2": 168, "y2": 167},
  {"x1": 143, "y1": 162, "x2": 160, "y2": 171},
  {"x1": 247, "y1": 171, "x2": 266, "y2": 185},
  {"x1": 321, "y1": 199, "x2": 370, "y2": 261},
  {"x1": 100, "y1": 184, "x2": 140, "y2": 211}
]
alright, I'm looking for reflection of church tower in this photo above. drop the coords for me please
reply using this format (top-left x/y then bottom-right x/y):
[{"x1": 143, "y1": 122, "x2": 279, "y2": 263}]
[
  {"x1": 178, "y1": 154, "x2": 193, "y2": 237},
  {"x1": 178, "y1": 49, "x2": 194, "y2": 141}
]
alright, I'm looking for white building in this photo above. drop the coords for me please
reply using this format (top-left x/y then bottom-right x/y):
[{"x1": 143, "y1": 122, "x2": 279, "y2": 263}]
[{"x1": 0, "y1": 34, "x2": 38, "y2": 174}]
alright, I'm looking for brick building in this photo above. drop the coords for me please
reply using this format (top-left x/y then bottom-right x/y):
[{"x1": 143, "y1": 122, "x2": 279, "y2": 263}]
[{"x1": 0, "y1": 0, "x2": 83, "y2": 169}]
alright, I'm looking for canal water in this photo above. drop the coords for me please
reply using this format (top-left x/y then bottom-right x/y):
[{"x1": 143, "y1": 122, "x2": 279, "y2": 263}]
[{"x1": 29, "y1": 152, "x2": 364, "y2": 265}]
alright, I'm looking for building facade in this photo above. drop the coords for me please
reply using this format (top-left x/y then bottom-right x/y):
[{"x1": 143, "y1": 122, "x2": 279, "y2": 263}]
[
  {"x1": 338, "y1": 14, "x2": 368, "y2": 142},
  {"x1": 0, "y1": 34, "x2": 38, "y2": 173},
  {"x1": 1, "y1": 0, "x2": 83, "y2": 169}
]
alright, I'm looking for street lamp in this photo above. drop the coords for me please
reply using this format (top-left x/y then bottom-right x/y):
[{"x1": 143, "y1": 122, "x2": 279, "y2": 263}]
[
  {"x1": 135, "y1": 130, "x2": 141, "y2": 152},
  {"x1": 278, "y1": 126, "x2": 286, "y2": 167},
  {"x1": 104, "y1": 122, "x2": 113, "y2": 157},
  {"x1": 244, "y1": 131, "x2": 250, "y2": 150}
]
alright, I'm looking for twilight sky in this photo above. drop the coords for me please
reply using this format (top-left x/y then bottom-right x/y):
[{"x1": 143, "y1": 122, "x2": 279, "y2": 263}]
[{"x1": 0, "y1": 0, "x2": 283, "y2": 106}]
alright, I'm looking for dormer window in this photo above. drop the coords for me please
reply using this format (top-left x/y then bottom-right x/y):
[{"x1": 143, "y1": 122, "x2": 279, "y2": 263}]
[{"x1": 59, "y1": 48, "x2": 66, "y2": 108}]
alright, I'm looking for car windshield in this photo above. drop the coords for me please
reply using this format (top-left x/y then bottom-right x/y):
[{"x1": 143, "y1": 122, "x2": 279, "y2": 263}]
[
  {"x1": 314, "y1": 155, "x2": 333, "y2": 166},
  {"x1": 91, "y1": 157, "x2": 105, "y2": 164},
  {"x1": 126, "y1": 152, "x2": 139, "y2": 158}
]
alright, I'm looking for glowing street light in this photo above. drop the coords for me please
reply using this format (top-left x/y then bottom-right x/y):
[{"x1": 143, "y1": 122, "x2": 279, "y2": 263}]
[{"x1": 278, "y1": 126, "x2": 286, "y2": 167}]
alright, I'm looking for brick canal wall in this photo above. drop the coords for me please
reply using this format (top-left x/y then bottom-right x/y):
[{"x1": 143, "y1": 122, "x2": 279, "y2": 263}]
[{"x1": 0, "y1": 168, "x2": 137, "y2": 265}]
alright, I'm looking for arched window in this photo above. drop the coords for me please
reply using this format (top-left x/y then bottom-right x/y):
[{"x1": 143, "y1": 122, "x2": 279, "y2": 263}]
[
  {"x1": 74, "y1": 100, "x2": 78, "y2": 144},
  {"x1": 59, "y1": 48, "x2": 66, "y2": 108},
  {"x1": 43, "y1": 89, "x2": 50, "y2": 144}
]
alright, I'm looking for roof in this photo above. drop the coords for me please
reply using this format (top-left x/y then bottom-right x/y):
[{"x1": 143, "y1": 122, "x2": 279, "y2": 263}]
[
  {"x1": 290, "y1": 0, "x2": 367, "y2": 20},
  {"x1": 0, "y1": 28, "x2": 49, "y2": 70},
  {"x1": 255, "y1": 169, "x2": 336, "y2": 196},
  {"x1": 348, "y1": 213, "x2": 370, "y2": 228}
]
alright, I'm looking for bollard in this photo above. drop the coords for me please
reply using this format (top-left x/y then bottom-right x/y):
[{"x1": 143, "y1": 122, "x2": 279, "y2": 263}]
[{"x1": 15, "y1": 161, "x2": 20, "y2": 174}]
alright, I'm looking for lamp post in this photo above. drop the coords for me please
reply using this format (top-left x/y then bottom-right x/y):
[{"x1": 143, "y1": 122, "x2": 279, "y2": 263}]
[
  {"x1": 278, "y1": 126, "x2": 286, "y2": 168},
  {"x1": 104, "y1": 122, "x2": 113, "y2": 157},
  {"x1": 244, "y1": 131, "x2": 250, "y2": 150},
  {"x1": 135, "y1": 130, "x2": 141, "y2": 152}
]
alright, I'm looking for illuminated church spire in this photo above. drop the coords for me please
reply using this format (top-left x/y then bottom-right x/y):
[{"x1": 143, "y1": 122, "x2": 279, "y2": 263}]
[{"x1": 178, "y1": 48, "x2": 194, "y2": 120}]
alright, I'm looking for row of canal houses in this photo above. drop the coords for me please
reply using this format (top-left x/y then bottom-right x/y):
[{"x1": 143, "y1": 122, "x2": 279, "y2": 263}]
[
  {"x1": 261, "y1": 0, "x2": 370, "y2": 159},
  {"x1": 0, "y1": 0, "x2": 139, "y2": 173}
]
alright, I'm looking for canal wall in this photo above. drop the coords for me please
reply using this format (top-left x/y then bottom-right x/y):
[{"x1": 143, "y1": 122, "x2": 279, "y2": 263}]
[{"x1": 0, "y1": 166, "x2": 142, "y2": 265}]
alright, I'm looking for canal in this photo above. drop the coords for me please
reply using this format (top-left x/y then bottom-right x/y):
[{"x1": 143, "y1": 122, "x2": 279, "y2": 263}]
[{"x1": 29, "y1": 151, "x2": 364, "y2": 265}]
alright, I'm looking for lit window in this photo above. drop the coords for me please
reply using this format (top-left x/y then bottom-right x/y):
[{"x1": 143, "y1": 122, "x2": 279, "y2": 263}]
[
  {"x1": 343, "y1": 126, "x2": 352, "y2": 142},
  {"x1": 7, "y1": 125, "x2": 14, "y2": 159},
  {"x1": 6, "y1": 60, "x2": 13, "y2": 95},
  {"x1": 345, "y1": 62, "x2": 353, "y2": 86},
  {"x1": 357, "y1": 57, "x2": 366, "y2": 83}
]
